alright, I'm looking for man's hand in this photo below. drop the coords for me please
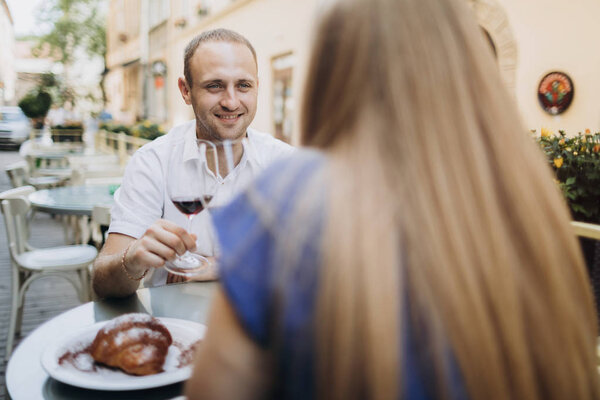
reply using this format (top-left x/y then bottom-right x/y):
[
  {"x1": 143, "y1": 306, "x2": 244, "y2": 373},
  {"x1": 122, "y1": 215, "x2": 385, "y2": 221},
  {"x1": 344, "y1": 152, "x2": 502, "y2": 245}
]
[
  {"x1": 124, "y1": 219, "x2": 198, "y2": 275},
  {"x1": 92, "y1": 219, "x2": 198, "y2": 298}
]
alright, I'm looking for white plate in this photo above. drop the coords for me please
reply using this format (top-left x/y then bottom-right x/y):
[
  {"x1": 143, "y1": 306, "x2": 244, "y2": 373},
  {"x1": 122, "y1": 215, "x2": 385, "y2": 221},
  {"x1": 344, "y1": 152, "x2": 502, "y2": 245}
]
[{"x1": 41, "y1": 317, "x2": 205, "y2": 391}]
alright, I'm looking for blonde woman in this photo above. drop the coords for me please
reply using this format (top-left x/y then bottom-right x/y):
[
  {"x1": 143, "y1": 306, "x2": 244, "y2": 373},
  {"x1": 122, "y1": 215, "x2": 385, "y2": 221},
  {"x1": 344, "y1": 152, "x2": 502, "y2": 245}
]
[{"x1": 185, "y1": 0, "x2": 600, "y2": 398}]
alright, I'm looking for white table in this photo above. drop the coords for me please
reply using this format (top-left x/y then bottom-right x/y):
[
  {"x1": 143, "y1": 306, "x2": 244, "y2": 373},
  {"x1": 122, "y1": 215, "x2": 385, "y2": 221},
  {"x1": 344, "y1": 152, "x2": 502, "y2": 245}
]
[
  {"x1": 29, "y1": 185, "x2": 115, "y2": 217},
  {"x1": 6, "y1": 282, "x2": 216, "y2": 399}
]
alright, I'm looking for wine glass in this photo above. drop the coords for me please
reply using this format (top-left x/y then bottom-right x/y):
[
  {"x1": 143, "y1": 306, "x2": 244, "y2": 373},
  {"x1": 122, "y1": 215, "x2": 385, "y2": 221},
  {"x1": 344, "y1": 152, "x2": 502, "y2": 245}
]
[
  {"x1": 164, "y1": 137, "x2": 244, "y2": 277},
  {"x1": 164, "y1": 139, "x2": 212, "y2": 276}
]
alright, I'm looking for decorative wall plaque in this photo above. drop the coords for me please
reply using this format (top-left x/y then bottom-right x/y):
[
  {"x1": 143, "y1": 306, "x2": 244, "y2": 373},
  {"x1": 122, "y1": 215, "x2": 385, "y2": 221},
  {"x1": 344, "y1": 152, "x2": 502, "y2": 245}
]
[{"x1": 537, "y1": 71, "x2": 574, "y2": 115}]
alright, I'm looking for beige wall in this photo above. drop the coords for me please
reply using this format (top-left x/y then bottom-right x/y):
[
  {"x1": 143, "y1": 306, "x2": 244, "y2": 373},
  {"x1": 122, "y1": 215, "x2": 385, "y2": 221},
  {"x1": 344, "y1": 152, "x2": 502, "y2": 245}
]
[
  {"x1": 166, "y1": 0, "x2": 319, "y2": 143},
  {"x1": 497, "y1": 0, "x2": 600, "y2": 134},
  {"x1": 0, "y1": 0, "x2": 15, "y2": 105}
]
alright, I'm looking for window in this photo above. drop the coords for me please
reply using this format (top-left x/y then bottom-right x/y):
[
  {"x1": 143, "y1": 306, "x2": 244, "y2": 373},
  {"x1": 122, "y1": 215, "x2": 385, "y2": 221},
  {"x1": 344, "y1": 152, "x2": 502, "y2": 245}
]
[{"x1": 271, "y1": 53, "x2": 295, "y2": 143}]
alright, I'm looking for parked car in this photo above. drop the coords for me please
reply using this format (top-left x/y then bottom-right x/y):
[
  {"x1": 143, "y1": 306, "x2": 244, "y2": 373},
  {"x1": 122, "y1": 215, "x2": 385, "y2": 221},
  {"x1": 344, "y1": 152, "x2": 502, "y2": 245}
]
[{"x1": 0, "y1": 106, "x2": 31, "y2": 147}]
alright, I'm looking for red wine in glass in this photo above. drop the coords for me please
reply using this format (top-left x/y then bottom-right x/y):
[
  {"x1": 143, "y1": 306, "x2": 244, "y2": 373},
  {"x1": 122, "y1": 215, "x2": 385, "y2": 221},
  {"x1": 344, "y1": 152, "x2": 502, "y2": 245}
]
[
  {"x1": 171, "y1": 195, "x2": 213, "y2": 215},
  {"x1": 165, "y1": 138, "x2": 242, "y2": 277}
]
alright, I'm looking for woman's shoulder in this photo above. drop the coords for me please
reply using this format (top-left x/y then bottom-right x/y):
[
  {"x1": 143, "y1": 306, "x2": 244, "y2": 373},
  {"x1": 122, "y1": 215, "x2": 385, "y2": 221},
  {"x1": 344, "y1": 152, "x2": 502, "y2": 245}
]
[{"x1": 213, "y1": 149, "x2": 327, "y2": 347}]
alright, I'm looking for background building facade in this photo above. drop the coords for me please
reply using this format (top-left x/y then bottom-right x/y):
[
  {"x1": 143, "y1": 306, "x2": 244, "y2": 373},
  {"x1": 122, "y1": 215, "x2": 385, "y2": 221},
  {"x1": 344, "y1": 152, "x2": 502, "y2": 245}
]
[
  {"x1": 104, "y1": 0, "x2": 600, "y2": 142},
  {"x1": 104, "y1": 0, "x2": 143, "y2": 125}
]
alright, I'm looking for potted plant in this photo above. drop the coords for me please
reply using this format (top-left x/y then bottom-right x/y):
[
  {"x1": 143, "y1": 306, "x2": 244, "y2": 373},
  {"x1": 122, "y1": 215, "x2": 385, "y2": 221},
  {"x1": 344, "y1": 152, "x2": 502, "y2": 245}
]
[
  {"x1": 132, "y1": 120, "x2": 165, "y2": 141},
  {"x1": 50, "y1": 121, "x2": 84, "y2": 143},
  {"x1": 18, "y1": 91, "x2": 52, "y2": 129},
  {"x1": 537, "y1": 128, "x2": 600, "y2": 222},
  {"x1": 537, "y1": 128, "x2": 600, "y2": 309}
]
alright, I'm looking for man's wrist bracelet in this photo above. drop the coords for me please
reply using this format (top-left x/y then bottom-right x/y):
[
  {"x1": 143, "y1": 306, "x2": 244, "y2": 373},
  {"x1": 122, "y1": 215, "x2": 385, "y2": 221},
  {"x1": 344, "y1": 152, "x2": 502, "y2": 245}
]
[{"x1": 121, "y1": 242, "x2": 149, "y2": 281}]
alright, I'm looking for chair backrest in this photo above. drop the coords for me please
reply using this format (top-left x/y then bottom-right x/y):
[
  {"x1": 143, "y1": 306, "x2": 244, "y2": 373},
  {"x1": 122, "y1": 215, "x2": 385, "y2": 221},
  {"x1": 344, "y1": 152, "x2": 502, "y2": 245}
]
[
  {"x1": 0, "y1": 186, "x2": 35, "y2": 200},
  {"x1": 571, "y1": 221, "x2": 600, "y2": 240},
  {"x1": 23, "y1": 154, "x2": 39, "y2": 176},
  {"x1": 4, "y1": 161, "x2": 29, "y2": 188},
  {"x1": 92, "y1": 204, "x2": 112, "y2": 226},
  {"x1": 0, "y1": 196, "x2": 32, "y2": 257}
]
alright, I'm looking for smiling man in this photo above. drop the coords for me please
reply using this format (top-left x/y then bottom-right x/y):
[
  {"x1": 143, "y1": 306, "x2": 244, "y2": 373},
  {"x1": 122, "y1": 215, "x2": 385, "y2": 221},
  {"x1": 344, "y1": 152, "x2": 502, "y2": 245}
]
[
  {"x1": 183, "y1": 38, "x2": 258, "y2": 142},
  {"x1": 92, "y1": 29, "x2": 293, "y2": 298}
]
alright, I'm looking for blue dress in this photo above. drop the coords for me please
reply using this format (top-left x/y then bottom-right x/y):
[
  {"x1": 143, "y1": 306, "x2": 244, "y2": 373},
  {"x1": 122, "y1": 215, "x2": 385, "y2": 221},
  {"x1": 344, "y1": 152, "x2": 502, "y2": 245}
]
[{"x1": 212, "y1": 151, "x2": 467, "y2": 400}]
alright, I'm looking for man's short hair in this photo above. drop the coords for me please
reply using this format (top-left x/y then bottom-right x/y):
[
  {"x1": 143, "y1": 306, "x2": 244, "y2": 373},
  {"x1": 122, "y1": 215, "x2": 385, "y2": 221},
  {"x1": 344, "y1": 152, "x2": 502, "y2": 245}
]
[{"x1": 183, "y1": 28, "x2": 257, "y2": 87}]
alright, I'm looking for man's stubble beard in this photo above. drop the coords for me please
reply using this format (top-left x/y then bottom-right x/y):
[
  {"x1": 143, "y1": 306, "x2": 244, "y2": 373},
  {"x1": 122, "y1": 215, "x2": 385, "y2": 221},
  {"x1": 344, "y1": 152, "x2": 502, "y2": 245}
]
[{"x1": 194, "y1": 111, "x2": 249, "y2": 142}]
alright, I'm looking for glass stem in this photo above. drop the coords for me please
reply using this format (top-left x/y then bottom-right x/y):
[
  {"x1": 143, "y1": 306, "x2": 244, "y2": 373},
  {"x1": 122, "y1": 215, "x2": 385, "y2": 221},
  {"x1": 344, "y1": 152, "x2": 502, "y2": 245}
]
[
  {"x1": 187, "y1": 215, "x2": 194, "y2": 233},
  {"x1": 185, "y1": 215, "x2": 195, "y2": 255}
]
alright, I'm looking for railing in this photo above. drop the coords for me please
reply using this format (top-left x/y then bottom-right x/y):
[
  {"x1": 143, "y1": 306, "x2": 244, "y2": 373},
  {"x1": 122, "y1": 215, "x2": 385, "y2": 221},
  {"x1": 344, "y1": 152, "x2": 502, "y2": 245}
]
[
  {"x1": 571, "y1": 221, "x2": 600, "y2": 325},
  {"x1": 95, "y1": 129, "x2": 151, "y2": 166},
  {"x1": 572, "y1": 221, "x2": 600, "y2": 241},
  {"x1": 50, "y1": 128, "x2": 84, "y2": 143}
]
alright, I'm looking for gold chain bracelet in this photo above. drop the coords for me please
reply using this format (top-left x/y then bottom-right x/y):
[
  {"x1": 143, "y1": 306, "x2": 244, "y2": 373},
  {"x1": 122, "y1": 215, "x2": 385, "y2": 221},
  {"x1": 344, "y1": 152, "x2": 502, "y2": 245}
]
[{"x1": 121, "y1": 242, "x2": 149, "y2": 281}]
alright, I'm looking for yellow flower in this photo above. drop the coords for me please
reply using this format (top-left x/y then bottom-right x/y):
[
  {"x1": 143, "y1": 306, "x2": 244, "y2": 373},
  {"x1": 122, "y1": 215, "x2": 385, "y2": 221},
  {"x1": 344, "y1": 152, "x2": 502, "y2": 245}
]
[
  {"x1": 574, "y1": 151, "x2": 578, "y2": 156},
  {"x1": 559, "y1": 139, "x2": 565, "y2": 145},
  {"x1": 143, "y1": 120, "x2": 151, "y2": 128},
  {"x1": 586, "y1": 128, "x2": 591, "y2": 134},
  {"x1": 541, "y1": 127, "x2": 553, "y2": 137},
  {"x1": 553, "y1": 158, "x2": 563, "y2": 168}
]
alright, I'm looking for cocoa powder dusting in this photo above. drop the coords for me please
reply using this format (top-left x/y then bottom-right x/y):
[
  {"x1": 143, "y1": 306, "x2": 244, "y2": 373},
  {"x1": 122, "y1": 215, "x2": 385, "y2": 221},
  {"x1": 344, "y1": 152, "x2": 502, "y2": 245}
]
[
  {"x1": 177, "y1": 340, "x2": 202, "y2": 367},
  {"x1": 58, "y1": 344, "x2": 97, "y2": 372}
]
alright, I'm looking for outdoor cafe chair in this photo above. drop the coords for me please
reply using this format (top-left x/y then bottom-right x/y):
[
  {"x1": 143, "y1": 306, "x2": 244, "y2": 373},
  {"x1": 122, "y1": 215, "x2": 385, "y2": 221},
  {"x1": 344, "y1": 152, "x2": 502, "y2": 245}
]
[
  {"x1": 5, "y1": 160, "x2": 68, "y2": 190},
  {"x1": 571, "y1": 221, "x2": 600, "y2": 325},
  {"x1": 572, "y1": 221, "x2": 600, "y2": 241},
  {"x1": 91, "y1": 204, "x2": 112, "y2": 248},
  {"x1": 0, "y1": 186, "x2": 98, "y2": 360}
]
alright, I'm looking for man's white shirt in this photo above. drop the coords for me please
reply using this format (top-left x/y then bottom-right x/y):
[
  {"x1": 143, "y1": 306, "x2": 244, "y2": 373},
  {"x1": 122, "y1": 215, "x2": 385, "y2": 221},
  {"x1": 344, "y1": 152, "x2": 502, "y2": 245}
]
[{"x1": 108, "y1": 120, "x2": 294, "y2": 287}]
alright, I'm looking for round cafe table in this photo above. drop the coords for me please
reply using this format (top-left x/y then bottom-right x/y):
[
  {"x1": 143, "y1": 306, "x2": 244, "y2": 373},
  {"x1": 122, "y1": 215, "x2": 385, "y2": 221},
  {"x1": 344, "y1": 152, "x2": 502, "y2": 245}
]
[
  {"x1": 29, "y1": 185, "x2": 116, "y2": 217},
  {"x1": 6, "y1": 282, "x2": 216, "y2": 400}
]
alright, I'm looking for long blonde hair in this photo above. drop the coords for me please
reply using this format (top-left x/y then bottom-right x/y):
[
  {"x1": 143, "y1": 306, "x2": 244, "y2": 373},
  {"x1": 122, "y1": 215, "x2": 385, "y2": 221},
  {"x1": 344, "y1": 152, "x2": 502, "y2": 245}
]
[{"x1": 297, "y1": 0, "x2": 600, "y2": 398}]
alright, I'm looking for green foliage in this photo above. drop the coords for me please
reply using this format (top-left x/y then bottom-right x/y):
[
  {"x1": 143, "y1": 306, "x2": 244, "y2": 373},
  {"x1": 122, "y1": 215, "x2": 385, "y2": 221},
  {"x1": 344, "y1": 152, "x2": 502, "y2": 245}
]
[
  {"x1": 99, "y1": 123, "x2": 131, "y2": 135},
  {"x1": 32, "y1": 0, "x2": 106, "y2": 107},
  {"x1": 39, "y1": 72, "x2": 59, "y2": 88},
  {"x1": 537, "y1": 129, "x2": 600, "y2": 222},
  {"x1": 132, "y1": 121, "x2": 166, "y2": 140},
  {"x1": 33, "y1": 0, "x2": 106, "y2": 65},
  {"x1": 52, "y1": 122, "x2": 83, "y2": 130},
  {"x1": 18, "y1": 91, "x2": 52, "y2": 119},
  {"x1": 98, "y1": 121, "x2": 166, "y2": 140},
  {"x1": 35, "y1": 72, "x2": 71, "y2": 107}
]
